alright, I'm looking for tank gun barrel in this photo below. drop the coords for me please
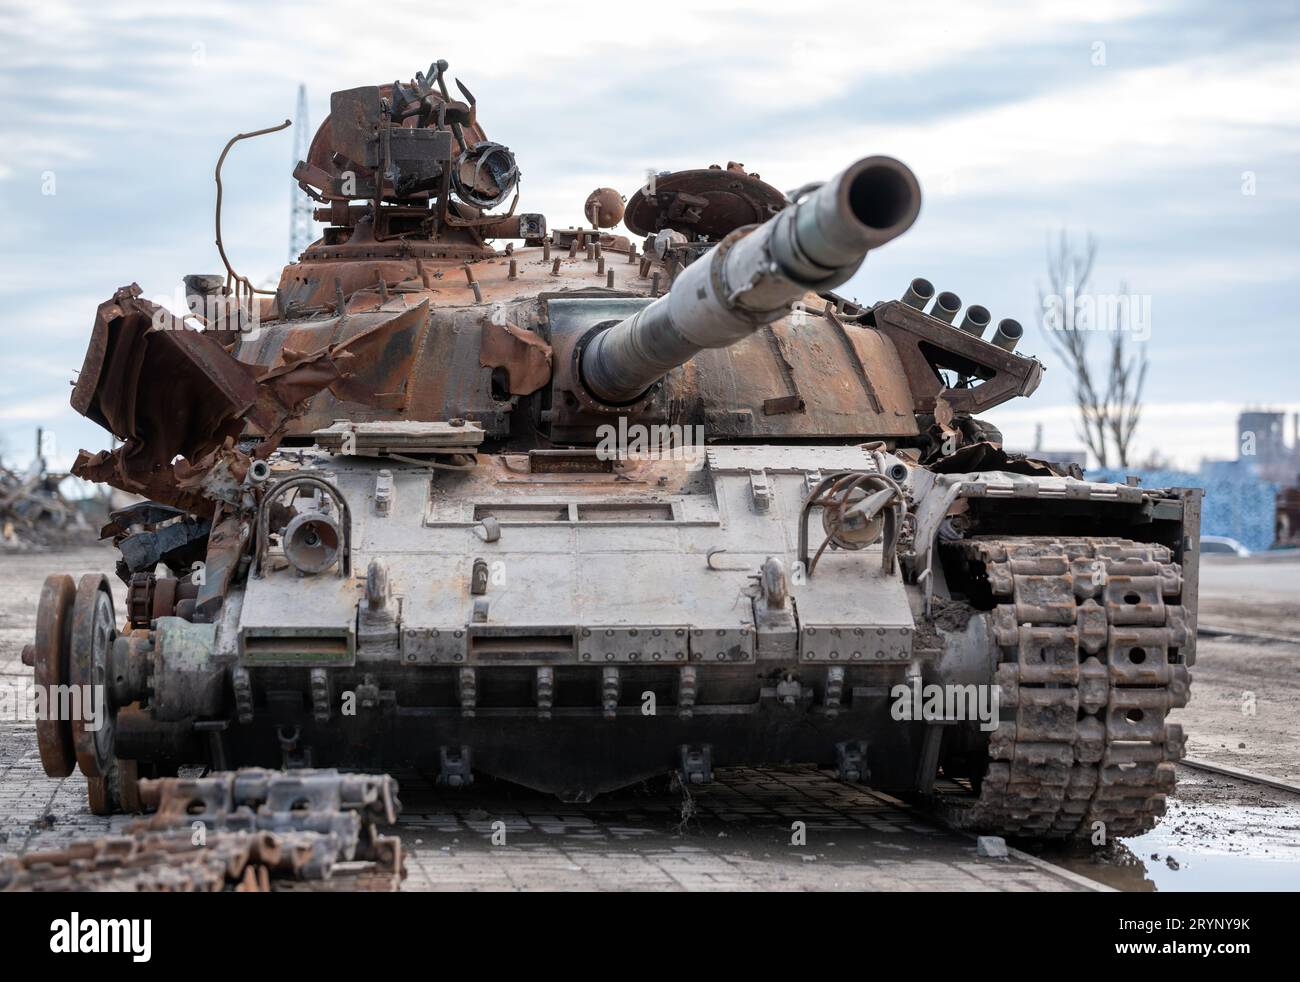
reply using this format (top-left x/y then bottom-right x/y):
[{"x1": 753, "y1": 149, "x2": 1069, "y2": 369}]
[{"x1": 580, "y1": 156, "x2": 921, "y2": 404}]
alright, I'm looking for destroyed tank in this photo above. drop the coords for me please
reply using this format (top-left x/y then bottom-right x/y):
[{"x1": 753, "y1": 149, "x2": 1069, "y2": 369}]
[{"x1": 25, "y1": 61, "x2": 1201, "y2": 839}]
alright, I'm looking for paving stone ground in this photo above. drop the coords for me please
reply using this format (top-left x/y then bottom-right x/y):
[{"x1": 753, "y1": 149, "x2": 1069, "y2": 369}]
[
  {"x1": 391, "y1": 766, "x2": 1097, "y2": 891},
  {"x1": 0, "y1": 741, "x2": 1096, "y2": 891}
]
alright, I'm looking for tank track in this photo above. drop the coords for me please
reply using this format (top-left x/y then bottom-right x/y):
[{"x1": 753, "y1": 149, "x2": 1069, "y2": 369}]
[
  {"x1": 938, "y1": 536, "x2": 1191, "y2": 840},
  {"x1": 1, "y1": 769, "x2": 404, "y2": 892}
]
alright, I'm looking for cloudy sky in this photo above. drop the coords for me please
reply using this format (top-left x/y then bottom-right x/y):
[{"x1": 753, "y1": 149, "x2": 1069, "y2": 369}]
[{"x1": 1, "y1": 0, "x2": 1296, "y2": 472}]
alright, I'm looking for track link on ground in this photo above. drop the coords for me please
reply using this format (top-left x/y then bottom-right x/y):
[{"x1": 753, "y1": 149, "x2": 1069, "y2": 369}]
[
  {"x1": 0, "y1": 769, "x2": 404, "y2": 892},
  {"x1": 940, "y1": 536, "x2": 1191, "y2": 839}
]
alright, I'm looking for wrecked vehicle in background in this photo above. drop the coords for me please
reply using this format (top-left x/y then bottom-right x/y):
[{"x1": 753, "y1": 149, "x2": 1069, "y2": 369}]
[
  {"x1": 24, "y1": 60, "x2": 1202, "y2": 840},
  {"x1": 1, "y1": 441, "x2": 104, "y2": 551}
]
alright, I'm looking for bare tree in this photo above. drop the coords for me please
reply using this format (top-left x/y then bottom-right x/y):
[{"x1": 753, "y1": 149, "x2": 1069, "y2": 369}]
[
  {"x1": 1036, "y1": 231, "x2": 1147, "y2": 468},
  {"x1": 1104, "y1": 279, "x2": 1147, "y2": 467}
]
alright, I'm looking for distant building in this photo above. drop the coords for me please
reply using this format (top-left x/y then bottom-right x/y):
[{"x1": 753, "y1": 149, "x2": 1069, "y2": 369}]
[{"x1": 1236, "y1": 410, "x2": 1300, "y2": 484}]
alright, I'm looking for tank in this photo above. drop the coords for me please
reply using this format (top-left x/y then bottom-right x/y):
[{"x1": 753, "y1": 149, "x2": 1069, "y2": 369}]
[{"x1": 24, "y1": 60, "x2": 1201, "y2": 840}]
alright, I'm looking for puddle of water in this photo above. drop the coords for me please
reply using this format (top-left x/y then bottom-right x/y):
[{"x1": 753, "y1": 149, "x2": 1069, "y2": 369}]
[
  {"x1": 1120, "y1": 801, "x2": 1300, "y2": 891},
  {"x1": 1050, "y1": 799, "x2": 1300, "y2": 891},
  {"x1": 1124, "y1": 849, "x2": 1300, "y2": 891}
]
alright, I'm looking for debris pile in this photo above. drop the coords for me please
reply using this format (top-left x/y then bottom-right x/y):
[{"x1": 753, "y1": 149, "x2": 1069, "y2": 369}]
[
  {"x1": 0, "y1": 769, "x2": 405, "y2": 892},
  {"x1": 0, "y1": 455, "x2": 100, "y2": 551}
]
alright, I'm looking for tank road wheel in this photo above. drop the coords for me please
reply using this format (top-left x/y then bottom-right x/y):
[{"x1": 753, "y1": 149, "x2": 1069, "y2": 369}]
[
  {"x1": 32, "y1": 574, "x2": 77, "y2": 777},
  {"x1": 69, "y1": 574, "x2": 118, "y2": 781},
  {"x1": 116, "y1": 758, "x2": 143, "y2": 813},
  {"x1": 86, "y1": 774, "x2": 112, "y2": 816},
  {"x1": 934, "y1": 537, "x2": 1191, "y2": 841},
  {"x1": 84, "y1": 758, "x2": 142, "y2": 817}
]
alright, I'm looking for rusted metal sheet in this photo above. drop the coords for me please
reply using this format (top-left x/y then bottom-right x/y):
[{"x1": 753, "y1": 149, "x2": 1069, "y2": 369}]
[
  {"x1": 479, "y1": 317, "x2": 552, "y2": 395},
  {"x1": 69, "y1": 285, "x2": 378, "y2": 510},
  {"x1": 71, "y1": 285, "x2": 260, "y2": 508},
  {"x1": 238, "y1": 301, "x2": 428, "y2": 432}
]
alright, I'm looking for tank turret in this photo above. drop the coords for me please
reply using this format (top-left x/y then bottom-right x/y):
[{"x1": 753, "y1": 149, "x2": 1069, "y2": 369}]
[{"x1": 581, "y1": 156, "x2": 921, "y2": 404}]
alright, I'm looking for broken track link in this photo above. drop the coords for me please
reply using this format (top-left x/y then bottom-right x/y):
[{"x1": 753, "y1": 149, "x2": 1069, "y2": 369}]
[
  {"x1": 1, "y1": 769, "x2": 405, "y2": 892},
  {"x1": 937, "y1": 536, "x2": 1191, "y2": 840}
]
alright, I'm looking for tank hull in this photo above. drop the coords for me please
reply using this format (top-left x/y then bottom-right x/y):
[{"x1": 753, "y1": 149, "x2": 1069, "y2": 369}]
[{"x1": 59, "y1": 445, "x2": 1199, "y2": 839}]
